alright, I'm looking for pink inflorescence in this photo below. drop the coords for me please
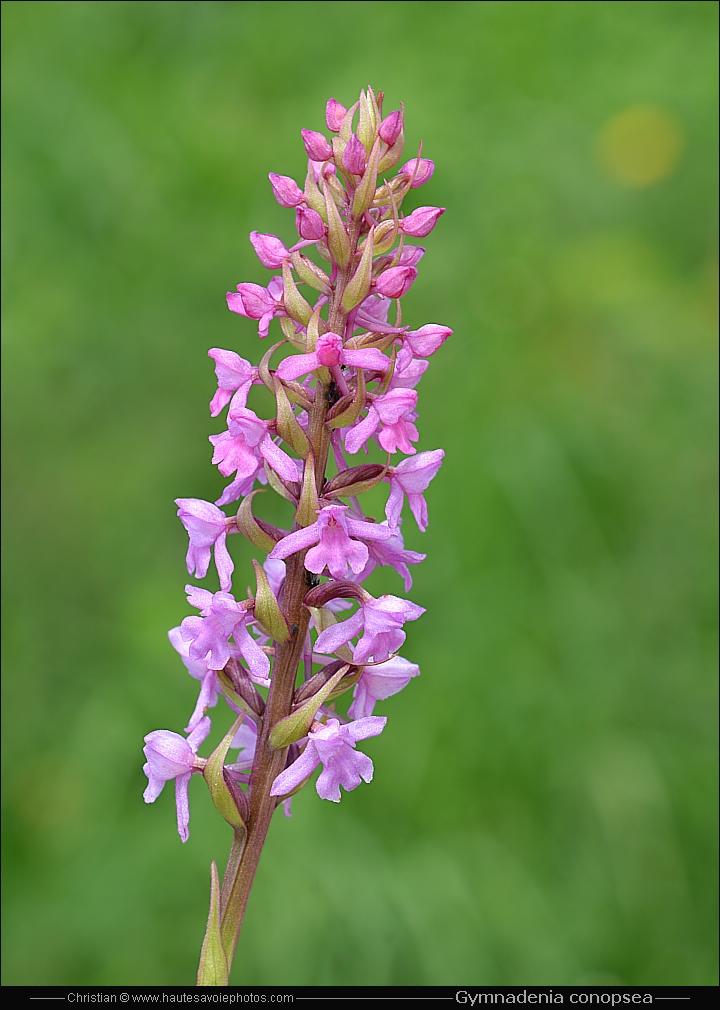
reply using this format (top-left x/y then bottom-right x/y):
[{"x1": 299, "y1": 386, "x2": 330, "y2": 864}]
[{"x1": 143, "y1": 87, "x2": 449, "y2": 841}]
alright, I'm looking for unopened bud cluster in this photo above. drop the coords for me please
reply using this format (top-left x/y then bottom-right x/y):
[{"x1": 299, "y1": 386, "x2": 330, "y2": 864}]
[{"x1": 142, "y1": 87, "x2": 448, "y2": 858}]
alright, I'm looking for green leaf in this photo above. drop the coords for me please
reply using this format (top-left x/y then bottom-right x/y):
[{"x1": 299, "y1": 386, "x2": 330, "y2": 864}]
[
  {"x1": 269, "y1": 664, "x2": 349, "y2": 749},
  {"x1": 253, "y1": 559, "x2": 290, "y2": 644},
  {"x1": 203, "y1": 713, "x2": 248, "y2": 833},
  {"x1": 196, "y1": 862, "x2": 229, "y2": 987}
]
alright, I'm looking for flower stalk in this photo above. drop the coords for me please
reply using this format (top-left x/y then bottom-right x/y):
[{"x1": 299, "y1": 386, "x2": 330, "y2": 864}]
[{"x1": 141, "y1": 87, "x2": 449, "y2": 985}]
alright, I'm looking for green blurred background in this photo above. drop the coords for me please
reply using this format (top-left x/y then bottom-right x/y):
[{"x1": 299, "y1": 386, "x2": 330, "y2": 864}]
[{"x1": 2, "y1": 0, "x2": 717, "y2": 987}]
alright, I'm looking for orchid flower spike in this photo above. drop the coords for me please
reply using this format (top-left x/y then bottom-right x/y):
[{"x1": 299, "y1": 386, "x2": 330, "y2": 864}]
[{"x1": 144, "y1": 88, "x2": 449, "y2": 980}]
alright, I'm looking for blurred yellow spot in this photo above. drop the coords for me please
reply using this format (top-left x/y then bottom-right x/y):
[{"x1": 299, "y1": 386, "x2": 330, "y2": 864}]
[{"x1": 596, "y1": 105, "x2": 684, "y2": 187}]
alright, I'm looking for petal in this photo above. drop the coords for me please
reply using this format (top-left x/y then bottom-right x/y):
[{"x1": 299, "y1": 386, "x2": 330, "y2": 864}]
[
  {"x1": 260, "y1": 434, "x2": 300, "y2": 482},
  {"x1": 405, "y1": 324, "x2": 451, "y2": 358},
  {"x1": 314, "y1": 609, "x2": 364, "y2": 654},
  {"x1": 249, "y1": 231, "x2": 289, "y2": 269},
  {"x1": 316, "y1": 748, "x2": 375, "y2": 801},
  {"x1": 168, "y1": 626, "x2": 209, "y2": 682},
  {"x1": 209, "y1": 387, "x2": 233, "y2": 416},
  {"x1": 144, "y1": 730, "x2": 194, "y2": 777},
  {"x1": 394, "y1": 449, "x2": 444, "y2": 491},
  {"x1": 349, "y1": 662, "x2": 418, "y2": 720},
  {"x1": 184, "y1": 673, "x2": 218, "y2": 734},
  {"x1": 233, "y1": 621, "x2": 271, "y2": 683},
  {"x1": 374, "y1": 389, "x2": 417, "y2": 424},
  {"x1": 143, "y1": 765, "x2": 166, "y2": 804},
  {"x1": 384, "y1": 481, "x2": 404, "y2": 529},
  {"x1": 270, "y1": 743, "x2": 320, "y2": 796},
  {"x1": 372, "y1": 594, "x2": 426, "y2": 624},
  {"x1": 187, "y1": 715, "x2": 212, "y2": 752},
  {"x1": 215, "y1": 467, "x2": 263, "y2": 507},
  {"x1": 275, "y1": 352, "x2": 321, "y2": 381},
  {"x1": 270, "y1": 522, "x2": 321, "y2": 560},
  {"x1": 187, "y1": 617, "x2": 232, "y2": 671},
  {"x1": 175, "y1": 773, "x2": 192, "y2": 842},
  {"x1": 226, "y1": 291, "x2": 249, "y2": 317},
  {"x1": 227, "y1": 383, "x2": 252, "y2": 414},
  {"x1": 213, "y1": 531, "x2": 235, "y2": 592},
  {"x1": 306, "y1": 534, "x2": 368, "y2": 580},
  {"x1": 210, "y1": 430, "x2": 260, "y2": 479},
  {"x1": 347, "y1": 681, "x2": 373, "y2": 720},
  {"x1": 185, "y1": 585, "x2": 215, "y2": 613},
  {"x1": 344, "y1": 518, "x2": 395, "y2": 542},
  {"x1": 378, "y1": 420, "x2": 418, "y2": 455},
  {"x1": 186, "y1": 542, "x2": 211, "y2": 580},
  {"x1": 344, "y1": 409, "x2": 379, "y2": 455},
  {"x1": 391, "y1": 356, "x2": 428, "y2": 391},
  {"x1": 407, "y1": 492, "x2": 429, "y2": 532},
  {"x1": 340, "y1": 348, "x2": 389, "y2": 372},
  {"x1": 208, "y1": 348, "x2": 254, "y2": 390},
  {"x1": 326, "y1": 98, "x2": 347, "y2": 133},
  {"x1": 353, "y1": 627, "x2": 406, "y2": 665}
]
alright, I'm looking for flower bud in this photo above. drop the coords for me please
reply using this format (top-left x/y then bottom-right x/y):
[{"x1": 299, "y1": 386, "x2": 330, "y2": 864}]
[
  {"x1": 326, "y1": 98, "x2": 347, "y2": 133},
  {"x1": 301, "y1": 128, "x2": 333, "y2": 162},
  {"x1": 249, "y1": 231, "x2": 289, "y2": 270},
  {"x1": 405, "y1": 323, "x2": 452, "y2": 357},
  {"x1": 400, "y1": 206, "x2": 445, "y2": 238},
  {"x1": 342, "y1": 134, "x2": 367, "y2": 176},
  {"x1": 295, "y1": 205, "x2": 325, "y2": 241},
  {"x1": 398, "y1": 245, "x2": 425, "y2": 267},
  {"x1": 379, "y1": 110, "x2": 403, "y2": 145},
  {"x1": 375, "y1": 265, "x2": 418, "y2": 299},
  {"x1": 400, "y1": 158, "x2": 435, "y2": 188},
  {"x1": 315, "y1": 331, "x2": 342, "y2": 366},
  {"x1": 268, "y1": 172, "x2": 304, "y2": 208},
  {"x1": 227, "y1": 282, "x2": 274, "y2": 320}
]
